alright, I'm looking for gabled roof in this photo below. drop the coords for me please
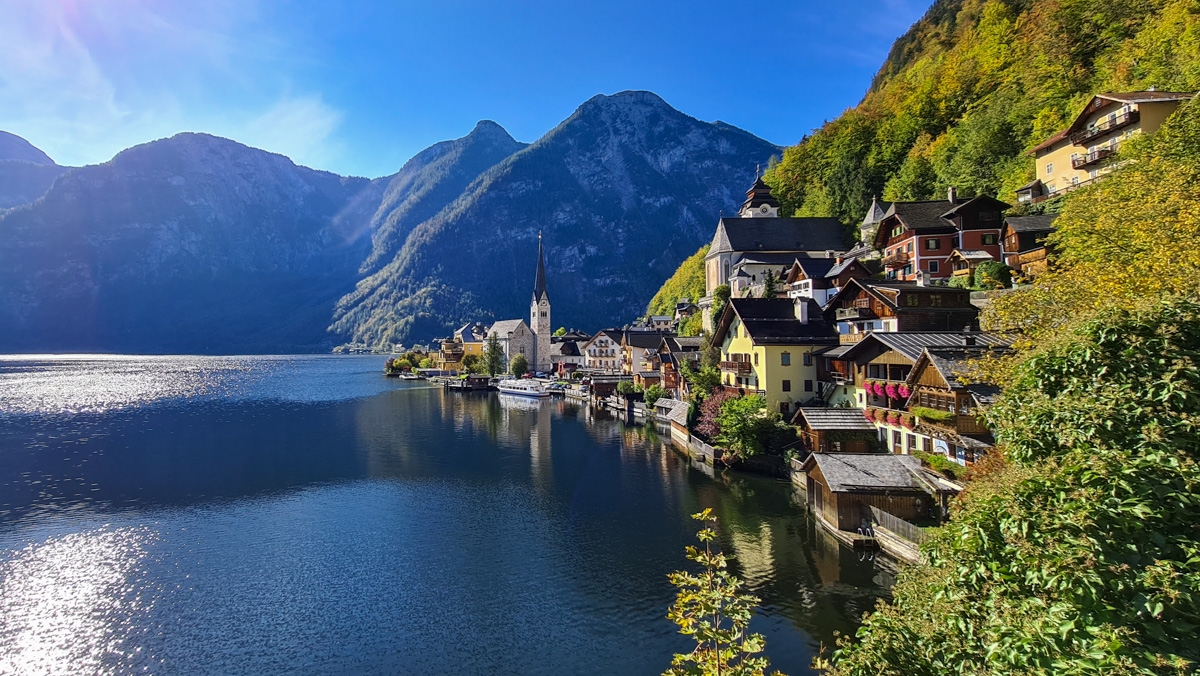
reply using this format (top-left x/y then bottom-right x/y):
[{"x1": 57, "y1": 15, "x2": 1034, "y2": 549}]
[
  {"x1": 712, "y1": 297, "x2": 838, "y2": 347},
  {"x1": 874, "y1": 200, "x2": 957, "y2": 247},
  {"x1": 553, "y1": 341, "x2": 581, "y2": 357},
  {"x1": 907, "y1": 345, "x2": 1010, "y2": 390},
  {"x1": 840, "y1": 331, "x2": 1011, "y2": 363},
  {"x1": 741, "y1": 175, "x2": 781, "y2": 212},
  {"x1": 655, "y1": 398, "x2": 691, "y2": 426},
  {"x1": 802, "y1": 453, "x2": 942, "y2": 493},
  {"x1": 735, "y1": 252, "x2": 805, "y2": 267},
  {"x1": 489, "y1": 319, "x2": 529, "y2": 336},
  {"x1": 1015, "y1": 178, "x2": 1044, "y2": 192},
  {"x1": 623, "y1": 330, "x2": 673, "y2": 349},
  {"x1": 708, "y1": 217, "x2": 847, "y2": 256},
  {"x1": 792, "y1": 407, "x2": 877, "y2": 431},
  {"x1": 579, "y1": 329, "x2": 623, "y2": 352},
  {"x1": 1027, "y1": 128, "x2": 1069, "y2": 155},
  {"x1": 1098, "y1": 91, "x2": 1195, "y2": 104},
  {"x1": 662, "y1": 335, "x2": 703, "y2": 352},
  {"x1": 861, "y1": 196, "x2": 887, "y2": 227},
  {"x1": 940, "y1": 194, "x2": 1011, "y2": 219},
  {"x1": 648, "y1": 315, "x2": 673, "y2": 322},
  {"x1": 823, "y1": 278, "x2": 976, "y2": 317},
  {"x1": 1003, "y1": 213, "x2": 1058, "y2": 234},
  {"x1": 948, "y1": 249, "x2": 994, "y2": 262}
]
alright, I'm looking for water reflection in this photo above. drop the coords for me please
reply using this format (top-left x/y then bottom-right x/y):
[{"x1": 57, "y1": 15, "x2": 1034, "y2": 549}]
[{"x1": 0, "y1": 357, "x2": 889, "y2": 675}]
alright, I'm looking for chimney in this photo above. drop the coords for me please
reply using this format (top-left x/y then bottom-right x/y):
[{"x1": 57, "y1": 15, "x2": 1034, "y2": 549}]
[
  {"x1": 794, "y1": 297, "x2": 809, "y2": 324},
  {"x1": 962, "y1": 335, "x2": 977, "y2": 347},
  {"x1": 915, "y1": 271, "x2": 929, "y2": 287},
  {"x1": 947, "y1": 186, "x2": 957, "y2": 204},
  {"x1": 835, "y1": 255, "x2": 844, "y2": 265}
]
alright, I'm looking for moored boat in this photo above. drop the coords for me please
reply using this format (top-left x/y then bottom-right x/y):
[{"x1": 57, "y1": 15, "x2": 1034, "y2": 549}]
[{"x1": 495, "y1": 379, "x2": 550, "y2": 398}]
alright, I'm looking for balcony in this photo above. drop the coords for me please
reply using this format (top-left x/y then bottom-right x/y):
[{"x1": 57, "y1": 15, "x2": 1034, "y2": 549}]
[
  {"x1": 1072, "y1": 146, "x2": 1116, "y2": 169},
  {"x1": 835, "y1": 306, "x2": 876, "y2": 321},
  {"x1": 1069, "y1": 109, "x2": 1139, "y2": 145},
  {"x1": 719, "y1": 360, "x2": 752, "y2": 375},
  {"x1": 882, "y1": 251, "x2": 910, "y2": 269}
]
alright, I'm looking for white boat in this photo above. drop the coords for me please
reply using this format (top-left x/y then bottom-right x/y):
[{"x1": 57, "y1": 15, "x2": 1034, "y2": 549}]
[
  {"x1": 399, "y1": 372, "x2": 421, "y2": 380},
  {"x1": 496, "y1": 379, "x2": 550, "y2": 398}
]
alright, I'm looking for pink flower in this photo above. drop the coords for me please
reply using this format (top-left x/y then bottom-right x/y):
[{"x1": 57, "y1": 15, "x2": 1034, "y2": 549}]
[
  {"x1": 898, "y1": 384, "x2": 911, "y2": 399},
  {"x1": 873, "y1": 382, "x2": 887, "y2": 397},
  {"x1": 863, "y1": 408, "x2": 875, "y2": 421},
  {"x1": 885, "y1": 383, "x2": 899, "y2": 399},
  {"x1": 887, "y1": 412, "x2": 900, "y2": 425}
]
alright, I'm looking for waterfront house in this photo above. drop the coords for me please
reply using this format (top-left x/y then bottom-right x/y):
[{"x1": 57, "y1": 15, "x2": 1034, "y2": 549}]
[
  {"x1": 904, "y1": 343, "x2": 1009, "y2": 465},
  {"x1": 800, "y1": 452, "x2": 958, "y2": 532},
  {"x1": 658, "y1": 335, "x2": 702, "y2": 398},
  {"x1": 824, "y1": 278, "x2": 979, "y2": 344},
  {"x1": 872, "y1": 189, "x2": 1010, "y2": 282},
  {"x1": 1018, "y1": 91, "x2": 1195, "y2": 203},
  {"x1": 830, "y1": 331, "x2": 1011, "y2": 454},
  {"x1": 699, "y1": 175, "x2": 847, "y2": 329},
  {"x1": 791, "y1": 408, "x2": 878, "y2": 455},
  {"x1": 550, "y1": 340, "x2": 585, "y2": 376},
  {"x1": 654, "y1": 398, "x2": 692, "y2": 446},
  {"x1": 621, "y1": 330, "x2": 673, "y2": 375},
  {"x1": 711, "y1": 297, "x2": 838, "y2": 416},
  {"x1": 1001, "y1": 214, "x2": 1058, "y2": 278},
  {"x1": 581, "y1": 329, "x2": 623, "y2": 372}
]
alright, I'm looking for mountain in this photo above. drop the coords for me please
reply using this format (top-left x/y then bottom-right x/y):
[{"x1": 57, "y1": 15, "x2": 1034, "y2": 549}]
[
  {"x1": 764, "y1": 0, "x2": 1200, "y2": 229},
  {"x1": 360, "y1": 120, "x2": 527, "y2": 274},
  {"x1": 0, "y1": 131, "x2": 67, "y2": 209},
  {"x1": 0, "y1": 133, "x2": 384, "y2": 353},
  {"x1": 331, "y1": 91, "x2": 780, "y2": 347}
]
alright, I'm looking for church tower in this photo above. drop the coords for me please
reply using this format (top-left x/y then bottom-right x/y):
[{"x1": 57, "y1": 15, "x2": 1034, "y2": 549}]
[
  {"x1": 737, "y1": 166, "x2": 781, "y2": 218},
  {"x1": 530, "y1": 233, "x2": 552, "y2": 373}
]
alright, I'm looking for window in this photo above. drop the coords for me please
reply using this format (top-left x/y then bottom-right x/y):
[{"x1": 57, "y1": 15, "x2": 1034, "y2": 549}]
[
  {"x1": 782, "y1": 380, "x2": 791, "y2": 392},
  {"x1": 925, "y1": 238, "x2": 940, "y2": 250},
  {"x1": 952, "y1": 235, "x2": 961, "y2": 249},
  {"x1": 803, "y1": 353, "x2": 812, "y2": 366},
  {"x1": 981, "y1": 234, "x2": 997, "y2": 246},
  {"x1": 804, "y1": 380, "x2": 813, "y2": 392},
  {"x1": 905, "y1": 294, "x2": 919, "y2": 307},
  {"x1": 907, "y1": 434, "x2": 917, "y2": 450},
  {"x1": 753, "y1": 353, "x2": 759, "y2": 366},
  {"x1": 780, "y1": 352, "x2": 790, "y2": 366},
  {"x1": 779, "y1": 402, "x2": 789, "y2": 415},
  {"x1": 928, "y1": 260, "x2": 939, "y2": 273},
  {"x1": 930, "y1": 294, "x2": 943, "y2": 306},
  {"x1": 1071, "y1": 176, "x2": 1080, "y2": 186},
  {"x1": 1046, "y1": 162, "x2": 1054, "y2": 175}
]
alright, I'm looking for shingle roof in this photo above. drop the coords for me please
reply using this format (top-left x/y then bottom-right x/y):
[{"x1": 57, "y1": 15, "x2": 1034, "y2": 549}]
[
  {"x1": 940, "y1": 195, "x2": 1011, "y2": 219},
  {"x1": 489, "y1": 319, "x2": 528, "y2": 336},
  {"x1": 951, "y1": 249, "x2": 994, "y2": 261},
  {"x1": 717, "y1": 298, "x2": 838, "y2": 346},
  {"x1": 656, "y1": 398, "x2": 691, "y2": 426},
  {"x1": 861, "y1": 196, "x2": 887, "y2": 227},
  {"x1": 793, "y1": 408, "x2": 878, "y2": 431},
  {"x1": 1015, "y1": 178, "x2": 1044, "y2": 192},
  {"x1": 737, "y1": 252, "x2": 805, "y2": 267},
  {"x1": 921, "y1": 345, "x2": 1011, "y2": 387},
  {"x1": 1100, "y1": 91, "x2": 1195, "y2": 104},
  {"x1": 848, "y1": 331, "x2": 1011, "y2": 362},
  {"x1": 553, "y1": 341, "x2": 581, "y2": 357},
  {"x1": 709, "y1": 217, "x2": 847, "y2": 255},
  {"x1": 1004, "y1": 214, "x2": 1058, "y2": 234},
  {"x1": 624, "y1": 331, "x2": 673, "y2": 349},
  {"x1": 663, "y1": 335, "x2": 702, "y2": 351},
  {"x1": 806, "y1": 453, "x2": 929, "y2": 493},
  {"x1": 792, "y1": 257, "x2": 839, "y2": 279},
  {"x1": 1027, "y1": 128, "x2": 1070, "y2": 155},
  {"x1": 884, "y1": 200, "x2": 957, "y2": 232}
]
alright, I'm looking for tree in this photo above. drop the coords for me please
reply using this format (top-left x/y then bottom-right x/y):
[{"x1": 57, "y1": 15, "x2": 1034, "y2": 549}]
[
  {"x1": 695, "y1": 390, "x2": 736, "y2": 439},
  {"x1": 644, "y1": 384, "x2": 667, "y2": 408},
  {"x1": 396, "y1": 358, "x2": 413, "y2": 371},
  {"x1": 617, "y1": 380, "x2": 636, "y2": 396},
  {"x1": 461, "y1": 354, "x2": 480, "y2": 373},
  {"x1": 713, "y1": 396, "x2": 788, "y2": 461},
  {"x1": 822, "y1": 299, "x2": 1200, "y2": 674},
  {"x1": 553, "y1": 327, "x2": 567, "y2": 337},
  {"x1": 761, "y1": 270, "x2": 778, "y2": 299},
  {"x1": 681, "y1": 360, "x2": 721, "y2": 398},
  {"x1": 647, "y1": 245, "x2": 710, "y2": 317},
  {"x1": 711, "y1": 285, "x2": 731, "y2": 326},
  {"x1": 482, "y1": 334, "x2": 504, "y2": 376},
  {"x1": 509, "y1": 353, "x2": 529, "y2": 377},
  {"x1": 973, "y1": 260, "x2": 1012, "y2": 289},
  {"x1": 665, "y1": 509, "x2": 782, "y2": 676},
  {"x1": 418, "y1": 357, "x2": 433, "y2": 369},
  {"x1": 678, "y1": 313, "x2": 703, "y2": 337}
]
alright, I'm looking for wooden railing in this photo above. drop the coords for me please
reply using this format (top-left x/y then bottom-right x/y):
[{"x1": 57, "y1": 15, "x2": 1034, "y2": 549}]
[
  {"x1": 1069, "y1": 109, "x2": 1138, "y2": 145},
  {"x1": 865, "y1": 505, "x2": 928, "y2": 545},
  {"x1": 720, "y1": 361, "x2": 751, "y2": 374},
  {"x1": 882, "y1": 251, "x2": 910, "y2": 269}
]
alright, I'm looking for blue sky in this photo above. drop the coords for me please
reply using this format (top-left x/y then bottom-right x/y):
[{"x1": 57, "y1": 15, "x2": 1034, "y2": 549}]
[{"x1": 0, "y1": 0, "x2": 928, "y2": 178}]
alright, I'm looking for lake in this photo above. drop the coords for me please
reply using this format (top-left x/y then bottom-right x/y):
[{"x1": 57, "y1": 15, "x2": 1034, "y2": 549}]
[{"x1": 0, "y1": 355, "x2": 889, "y2": 675}]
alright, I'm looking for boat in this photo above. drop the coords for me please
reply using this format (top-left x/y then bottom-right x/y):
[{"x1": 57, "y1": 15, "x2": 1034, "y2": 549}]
[
  {"x1": 398, "y1": 372, "x2": 421, "y2": 381},
  {"x1": 495, "y1": 379, "x2": 550, "y2": 398}
]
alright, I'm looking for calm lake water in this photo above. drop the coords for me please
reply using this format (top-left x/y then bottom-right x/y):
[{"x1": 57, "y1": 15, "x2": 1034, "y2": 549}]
[{"x1": 0, "y1": 355, "x2": 889, "y2": 675}]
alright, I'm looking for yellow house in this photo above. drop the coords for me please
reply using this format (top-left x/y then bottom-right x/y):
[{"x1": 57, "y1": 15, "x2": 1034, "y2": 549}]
[
  {"x1": 710, "y1": 297, "x2": 839, "y2": 417},
  {"x1": 1019, "y1": 91, "x2": 1195, "y2": 203}
]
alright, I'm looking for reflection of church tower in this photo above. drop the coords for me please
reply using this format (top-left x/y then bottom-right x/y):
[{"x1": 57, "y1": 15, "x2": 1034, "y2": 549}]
[{"x1": 531, "y1": 233, "x2": 552, "y2": 372}]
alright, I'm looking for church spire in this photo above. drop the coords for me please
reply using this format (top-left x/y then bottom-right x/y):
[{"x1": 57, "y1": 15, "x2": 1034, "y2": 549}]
[{"x1": 533, "y1": 231, "x2": 548, "y2": 302}]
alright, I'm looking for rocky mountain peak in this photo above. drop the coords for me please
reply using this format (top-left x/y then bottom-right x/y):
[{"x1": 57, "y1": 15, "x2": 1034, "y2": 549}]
[{"x1": 0, "y1": 131, "x2": 56, "y2": 166}]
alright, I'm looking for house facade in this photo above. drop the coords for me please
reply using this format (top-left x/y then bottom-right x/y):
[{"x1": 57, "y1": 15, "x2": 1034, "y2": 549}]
[
  {"x1": 824, "y1": 279, "x2": 980, "y2": 344},
  {"x1": 1018, "y1": 91, "x2": 1195, "y2": 203},
  {"x1": 1001, "y1": 214, "x2": 1058, "y2": 278},
  {"x1": 904, "y1": 344, "x2": 1008, "y2": 465},
  {"x1": 581, "y1": 329, "x2": 623, "y2": 372},
  {"x1": 488, "y1": 319, "x2": 535, "y2": 371},
  {"x1": 873, "y1": 191, "x2": 1010, "y2": 282}
]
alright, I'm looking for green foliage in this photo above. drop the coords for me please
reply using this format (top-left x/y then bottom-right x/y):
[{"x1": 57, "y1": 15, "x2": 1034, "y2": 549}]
[
  {"x1": 482, "y1": 333, "x2": 504, "y2": 376},
  {"x1": 764, "y1": 0, "x2": 1200, "y2": 231},
  {"x1": 681, "y1": 360, "x2": 721, "y2": 397},
  {"x1": 824, "y1": 299, "x2": 1200, "y2": 674},
  {"x1": 973, "y1": 260, "x2": 1012, "y2": 289},
  {"x1": 761, "y1": 270, "x2": 779, "y2": 299},
  {"x1": 644, "y1": 384, "x2": 668, "y2": 408},
  {"x1": 713, "y1": 396, "x2": 787, "y2": 462},
  {"x1": 648, "y1": 245, "x2": 710, "y2": 317},
  {"x1": 678, "y1": 312, "x2": 704, "y2": 337},
  {"x1": 461, "y1": 353, "x2": 481, "y2": 373},
  {"x1": 553, "y1": 327, "x2": 567, "y2": 337},
  {"x1": 617, "y1": 381, "x2": 636, "y2": 396},
  {"x1": 711, "y1": 285, "x2": 731, "y2": 324},
  {"x1": 948, "y1": 271, "x2": 974, "y2": 289},
  {"x1": 911, "y1": 449, "x2": 963, "y2": 481},
  {"x1": 665, "y1": 509, "x2": 783, "y2": 676},
  {"x1": 418, "y1": 357, "x2": 433, "y2": 369},
  {"x1": 509, "y1": 353, "x2": 529, "y2": 377},
  {"x1": 910, "y1": 406, "x2": 955, "y2": 423}
]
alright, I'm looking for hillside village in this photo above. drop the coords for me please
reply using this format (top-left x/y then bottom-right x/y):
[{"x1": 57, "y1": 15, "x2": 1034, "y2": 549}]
[{"x1": 402, "y1": 89, "x2": 1196, "y2": 557}]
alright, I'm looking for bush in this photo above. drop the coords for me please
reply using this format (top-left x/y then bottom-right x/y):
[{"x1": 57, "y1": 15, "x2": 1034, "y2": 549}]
[
  {"x1": 973, "y1": 260, "x2": 1012, "y2": 289},
  {"x1": 910, "y1": 406, "x2": 954, "y2": 423},
  {"x1": 948, "y1": 271, "x2": 974, "y2": 289},
  {"x1": 713, "y1": 395, "x2": 790, "y2": 461},
  {"x1": 418, "y1": 357, "x2": 433, "y2": 369},
  {"x1": 509, "y1": 354, "x2": 528, "y2": 377},
  {"x1": 644, "y1": 384, "x2": 667, "y2": 408}
]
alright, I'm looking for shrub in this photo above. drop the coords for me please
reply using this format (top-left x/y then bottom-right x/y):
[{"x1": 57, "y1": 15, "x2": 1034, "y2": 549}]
[
  {"x1": 644, "y1": 384, "x2": 667, "y2": 408},
  {"x1": 974, "y1": 260, "x2": 1012, "y2": 289},
  {"x1": 509, "y1": 354, "x2": 529, "y2": 377},
  {"x1": 949, "y1": 271, "x2": 974, "y2": 289},
  {"x1": 910, "y1": 406, "x2": 954, "y2": 423}
]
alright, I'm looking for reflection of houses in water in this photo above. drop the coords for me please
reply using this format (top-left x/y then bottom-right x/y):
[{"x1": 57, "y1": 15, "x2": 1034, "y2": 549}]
[
  {"x1": 725, "y1": 522, "x2": 777, "y2": 588},
  {"x1": 494, "y1": 393, "x2": 554, "y2": 486}
]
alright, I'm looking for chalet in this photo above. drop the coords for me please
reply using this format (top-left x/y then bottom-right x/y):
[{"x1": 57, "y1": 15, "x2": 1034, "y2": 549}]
[
  {"x1": 791, "y1": 408, "x2": 878, "y2": 455},
  {"x1": 947, "y1": 249, "x2": 995, "y2": 283},
  {"x1": 673, "y1": 299, "x2": 699, "y2": 323},
  {"x1": 829, "y1": 331, "x2": 1011, "y2": 454},
  {"x1": 658, "y1": 335, "x2": 702, "y2": 398},
  {"x1": 621, "y1": 330, "x2": 673, "y2": 375},
  {"x1": 1001, "y1": 214, "x2": 1058, "y2": 278},
  {"x1": 1019, "y1": 91, "x2": 1196, "y2": 203},
  {"x1": 905, "y1": 344, "x2": 1009, "y2": 465},
  {"x1": 783, "y1": 255, "x2": 873, "y2": 306},
  {"x1": 728, "y1": 253, "x2": 801, "y2": 298},
  {"x1": 824, "y1": 278, "x2": 979, "y2": 344},
  {"x1": 873, "y1": 189, "x2": 1011, "y2": 282},
  {"x1": 580, "y1": 329, "x2": 623, "y2": 372},
  {"x1": 712, "y1": 297, "x2": 838, "y2": 416},
  {"x1": 700, "y1": 175, "x2": 847, "y2": 329},
  {"x1": 646, "y1": 316, "x2": 675, "y2": 331},
  {"x1": 550, "y1": 340, "x2": 585, "y2": 376},
  {"x1": 800, "y1": 453, "x2": 959, "y2": 532}
]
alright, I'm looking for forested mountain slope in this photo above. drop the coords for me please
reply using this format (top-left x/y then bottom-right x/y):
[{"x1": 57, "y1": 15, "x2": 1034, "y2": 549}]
[{"x1": 764, "y1": 0, "x2": 1200, "y2": 230}]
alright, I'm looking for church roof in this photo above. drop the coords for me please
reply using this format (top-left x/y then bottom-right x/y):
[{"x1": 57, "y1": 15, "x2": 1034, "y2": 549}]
[
  {"x1": 532, "y1": 234, "x2": 548, "y2": 303},
  {"x1": 707, "y1": 217, "x2": 846, "y2": 256},
  {"x1": 489, "y1": 319, "x2": 529, "y2": 336},
  {"x1": 740, "y1": 175, "x2": 781, "y2": 212},
  {"x1": 861, "y1": 196, "x2": 887, "y2": 227}
]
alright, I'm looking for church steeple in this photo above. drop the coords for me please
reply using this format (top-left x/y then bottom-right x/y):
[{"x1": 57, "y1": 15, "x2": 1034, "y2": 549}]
[
  {"x1": 532, "y1": 231, "x2": 548, "y2": 303},
  {"x1": 738, "y1": 166, "x2": 780, "y2": 217}
]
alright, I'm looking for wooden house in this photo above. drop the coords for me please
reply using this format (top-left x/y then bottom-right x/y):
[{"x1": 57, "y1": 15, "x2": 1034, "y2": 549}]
[
  {"x1": 800, "y1": 453, "x2": 958, "y2": 532},
  {"x1": 1001, "y1": 214, "x2": 1058, "y2": 278},
  {"x1": 872, "y1": 190, "x2": 1010, "y2": 282},
  {"x1": 823, "y1": 278, "x2": 980, "y2": 344},
  {"x1": 905, "y1": 343, "x2": 1010, "y2": 465},
  {"x1": 791, "y1": 408, "x2": 878, "y2": 454},
  {"x1": 783, "y1": 255, "x2": 873, "y2": 306}
]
